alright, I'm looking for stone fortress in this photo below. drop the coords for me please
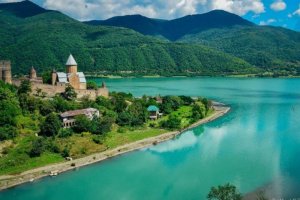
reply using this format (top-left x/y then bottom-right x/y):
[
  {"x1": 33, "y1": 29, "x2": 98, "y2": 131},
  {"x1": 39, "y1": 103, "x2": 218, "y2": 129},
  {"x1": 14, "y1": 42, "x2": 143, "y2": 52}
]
[
  {"x1": 0, "y1": 54, "x2": 108, "y2": 99},
  {"x1": 0, "y1": 60, "x2": 12, "y2": 84}
]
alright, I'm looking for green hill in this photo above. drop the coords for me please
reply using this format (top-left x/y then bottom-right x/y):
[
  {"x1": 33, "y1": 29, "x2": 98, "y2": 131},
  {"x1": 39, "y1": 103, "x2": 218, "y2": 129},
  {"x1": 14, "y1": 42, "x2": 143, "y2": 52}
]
[
  {"x1": 0, "y1": 0, "x2": 49, "y2": 18},
  {"x1": 0, "y1": 1, "x2": 255, "y2": 76},
  {"x1": 87, "y1": 10, "x2": 300, "y2": 75},
  {"x1": 179, "y1": 26, "x2": 300, "y2": 73}
]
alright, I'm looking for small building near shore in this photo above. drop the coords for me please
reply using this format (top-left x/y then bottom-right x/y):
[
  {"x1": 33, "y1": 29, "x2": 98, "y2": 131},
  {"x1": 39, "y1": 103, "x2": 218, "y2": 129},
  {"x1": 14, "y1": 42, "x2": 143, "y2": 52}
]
[
  {"x1": 60, "y1": 108, "x2": 100, "y2": 128},
  {"x1": 147, "y1": 105, "x2": 162, "y2": 120}
]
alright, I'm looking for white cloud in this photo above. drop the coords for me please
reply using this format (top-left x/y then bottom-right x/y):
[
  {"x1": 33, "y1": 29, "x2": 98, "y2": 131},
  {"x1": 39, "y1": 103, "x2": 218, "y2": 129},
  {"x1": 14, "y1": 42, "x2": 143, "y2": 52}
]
[
  {"x1": 209, "y1": 0, "x2": 265, "y2": 15},
  {"x1": 270, "y1": 0, "x2": 286, "y2": 11},
  {"x1": 293, "y1": 4, "x2": 300, "y2": 16},
  {"x1": 259, "y1": 18, "x2": 276, "y2": 25},
  {"x1": 0, "y1": 0, "x2": 19, "y2": 2},
  {"x1": 42, "y1": 0, "x2": 265, "y2": 20}
]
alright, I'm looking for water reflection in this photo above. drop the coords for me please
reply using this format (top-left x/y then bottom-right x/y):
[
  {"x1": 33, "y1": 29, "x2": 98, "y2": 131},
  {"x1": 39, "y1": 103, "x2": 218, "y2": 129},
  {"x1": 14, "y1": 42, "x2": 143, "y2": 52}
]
[{"x1": 147, "y1": 131, "x2": 198, "y2": 153}]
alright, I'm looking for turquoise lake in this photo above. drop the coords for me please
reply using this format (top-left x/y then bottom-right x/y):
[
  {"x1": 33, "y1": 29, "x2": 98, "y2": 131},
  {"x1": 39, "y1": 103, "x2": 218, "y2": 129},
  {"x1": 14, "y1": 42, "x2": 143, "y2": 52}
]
[{"x1": 1, "y1": 77, "x2": 300, "y2": 199}]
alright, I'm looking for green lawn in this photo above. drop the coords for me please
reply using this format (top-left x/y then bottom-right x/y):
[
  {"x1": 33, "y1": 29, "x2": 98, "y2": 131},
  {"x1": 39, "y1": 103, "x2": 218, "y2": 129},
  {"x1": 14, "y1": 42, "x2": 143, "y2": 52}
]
[
  {"x1": 0, "y1": 151, "x2": 63, "y2": 176},
  {"x1": 104, "y1": 128, "x2": 168, "y2": 149}
]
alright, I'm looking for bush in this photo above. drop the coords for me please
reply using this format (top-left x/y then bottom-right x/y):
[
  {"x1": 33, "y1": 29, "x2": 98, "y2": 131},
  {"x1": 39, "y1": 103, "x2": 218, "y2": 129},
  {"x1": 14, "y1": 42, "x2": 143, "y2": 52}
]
[
  {"x1": 116, "y1": 111, "x2": 132, "y2": 126},
  {"x1": 44, "y1": 139, "x2": 60, "y2": 153},
  {"x1": 40, "y1": 113, "x2": 61, "y2": 137},
  {"x1": 61, "y1": 147, "x2": 70, "y2": 158},
  {"x1": 63, "y1": 84, "x2": 77, "y2": 100},
  {"x1": 117, "y1": 127, "x2": 127, "y2": 133},
  {"x1": 0, "y1": 87, "x2": 21, "y2": 127},
  {"x1": 149, "y1": 122, "x2": 156, "y2": 128},
  {"x1": 92, "y1": 135, "x2": 103, "y2": 144},
  {"x1": 0, "y1": 126, "x2": 18, "y2": 141},
  {"x1": 207, "y1": 183, "x2": 242, "y2": 200},
  {"x1": 39, "y1": 100, "x2": 55, "y2": 116},
  {"x1": 91, "y1": 116, "x2": 114, "y2": 135},
  {"x1": 72, "y1": 115, "x2": 92, "y2": 133},
  {"x1": 179, "y1": 95, "x2": 194, "y2": 105},
  {"x1": 29, "y1": 137, "x2": 44, "y2": 157},
  {"x1": 80, "y1": 147, "x2": 87, "y2": 154},
  {"x1": 192, "y1": 103, "x2": 204, "y2": 121},
  {"x1": 87, "y1": 81, "x2": 98, "y2": 90},
  {"x1": 58, "y1": 128, "x2": 73, "y2": 138},
  {"x1": 161, "y1": 114, "x2": 181, "y2": 130}
]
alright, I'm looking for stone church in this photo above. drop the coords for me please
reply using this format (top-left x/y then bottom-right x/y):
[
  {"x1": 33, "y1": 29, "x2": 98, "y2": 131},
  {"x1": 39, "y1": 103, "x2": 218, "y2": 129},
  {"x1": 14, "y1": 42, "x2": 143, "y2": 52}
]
[
  {"x1": 8, "y1": 54, "x2": 109, "y2": 100},
  {"x1": 52, "y1": 54, "x2": 87, "y2": 90}
]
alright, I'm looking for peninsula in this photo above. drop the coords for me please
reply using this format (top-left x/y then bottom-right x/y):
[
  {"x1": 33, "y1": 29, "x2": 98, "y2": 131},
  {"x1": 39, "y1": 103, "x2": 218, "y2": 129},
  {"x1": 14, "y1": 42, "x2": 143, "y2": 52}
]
[
  {"x1": 0, "y1": 58, "x2": 230, "y2": 189},
  {"x1": 0, "y1": 104, "x2": 229, "y2": 190}
]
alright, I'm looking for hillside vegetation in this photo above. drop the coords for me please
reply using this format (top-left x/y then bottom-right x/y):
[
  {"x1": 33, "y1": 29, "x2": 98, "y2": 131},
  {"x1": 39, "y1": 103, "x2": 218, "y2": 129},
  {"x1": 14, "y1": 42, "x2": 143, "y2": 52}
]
[
  {"x1": 0, "y1": 1, "x2": 255, "y2": 76},
  {"x1": 179, "y1": 26, "x2": 300, "y2": 74},
  {"x1": 88, "y1": 10, "x2": 300, "y2": 75}
]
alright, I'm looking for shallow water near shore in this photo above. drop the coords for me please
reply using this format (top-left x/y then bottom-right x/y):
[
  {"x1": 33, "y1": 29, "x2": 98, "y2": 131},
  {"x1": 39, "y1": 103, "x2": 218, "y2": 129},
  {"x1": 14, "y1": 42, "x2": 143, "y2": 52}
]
[{"x1": 1, "y1": 77, "x2": 300, "y2": 200}]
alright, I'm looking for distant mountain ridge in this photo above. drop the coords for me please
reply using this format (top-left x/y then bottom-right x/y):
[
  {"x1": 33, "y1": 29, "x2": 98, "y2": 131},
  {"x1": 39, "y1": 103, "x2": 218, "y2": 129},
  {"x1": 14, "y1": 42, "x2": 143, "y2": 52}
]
[
  {"x1": 86, "y1": 9, "x2": 300, "y2": 71},
  {"x1": 86, "y1": 10, "x2": 254, "y2": 41},
  {"x1": 0, "y1": 0, "x2": 49, "y2": 18},
  {"x1": 0, "y1": 0, "x2": 299, "y2": 76},
  {"x1": 0, "y1": 1, "x2": 254, "y2": 76}
]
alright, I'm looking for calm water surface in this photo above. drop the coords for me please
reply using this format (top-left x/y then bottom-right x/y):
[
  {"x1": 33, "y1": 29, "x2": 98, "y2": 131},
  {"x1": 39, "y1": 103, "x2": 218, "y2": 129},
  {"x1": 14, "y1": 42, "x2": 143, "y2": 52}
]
[{"x1": 1, "y1": 77, "x2": 300, "y2": 200}]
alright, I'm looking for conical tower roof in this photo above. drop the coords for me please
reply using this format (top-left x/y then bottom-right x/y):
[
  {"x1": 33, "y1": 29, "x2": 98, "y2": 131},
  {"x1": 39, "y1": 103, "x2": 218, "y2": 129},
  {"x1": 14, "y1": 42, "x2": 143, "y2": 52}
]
[
  {"x1": 30, "y1": 66, "x2": 36, "y2": 73},
  {"x1": 66, "y1": 54, "x2": 77, "y2": 66}
]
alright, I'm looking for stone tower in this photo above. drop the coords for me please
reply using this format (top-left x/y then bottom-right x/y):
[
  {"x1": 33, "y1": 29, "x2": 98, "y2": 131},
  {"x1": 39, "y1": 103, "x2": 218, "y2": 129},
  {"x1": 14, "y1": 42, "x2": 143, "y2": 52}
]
[
  {"x1": 66, "y1": 54, "x2": 77, "y2": 74},
  {"x1": 51, "y1": 69, "x2": 57, "y2": 86},
  {"x1": 29, "y1": 66, "x2": 37, "y2": 79},
  {"x1": 0, "y1": 60, "x2": 12, "y2": 84}
]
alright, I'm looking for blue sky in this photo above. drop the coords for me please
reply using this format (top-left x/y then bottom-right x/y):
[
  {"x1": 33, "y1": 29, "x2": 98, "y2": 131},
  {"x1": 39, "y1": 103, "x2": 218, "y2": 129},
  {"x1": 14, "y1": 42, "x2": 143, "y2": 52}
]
[{"x1": 1, "y1": 0, "x2": 300, "y2": 31}]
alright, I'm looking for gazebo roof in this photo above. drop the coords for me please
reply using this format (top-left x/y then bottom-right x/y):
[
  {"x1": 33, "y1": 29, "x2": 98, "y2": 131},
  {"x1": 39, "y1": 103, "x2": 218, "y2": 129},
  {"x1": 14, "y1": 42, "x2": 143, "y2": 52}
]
[{"x1": 147, "y1": 105, "x2": 159, "y2": 112}]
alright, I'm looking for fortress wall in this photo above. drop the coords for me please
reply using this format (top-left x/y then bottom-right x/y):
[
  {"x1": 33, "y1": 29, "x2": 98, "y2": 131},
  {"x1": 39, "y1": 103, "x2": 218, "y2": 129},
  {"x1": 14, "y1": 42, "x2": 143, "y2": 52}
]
[
  {"x1": 76, "y1": 88, "x2": 109, "y2": 99},
  {"x1": 12, "y1": 78, "x2": 108, "y2": 100},
  {"x1": 31, "y1": 82, "x2": 108, "y2": 100},
  {"x1": 32, "y1": 83, "x2": 65, "y2": 97}
]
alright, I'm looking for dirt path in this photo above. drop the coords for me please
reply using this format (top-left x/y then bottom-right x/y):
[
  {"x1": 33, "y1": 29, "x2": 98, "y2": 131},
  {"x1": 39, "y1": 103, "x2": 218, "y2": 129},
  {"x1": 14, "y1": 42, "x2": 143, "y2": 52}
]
[{"x1": 0, "y1": 106, "x2": 230, "y2": 191}]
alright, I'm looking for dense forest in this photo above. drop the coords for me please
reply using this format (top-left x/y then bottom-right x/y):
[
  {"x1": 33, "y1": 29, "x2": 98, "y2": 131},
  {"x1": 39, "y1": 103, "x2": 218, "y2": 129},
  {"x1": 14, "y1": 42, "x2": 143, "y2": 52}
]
[
  {"x1": 179, "y1": 26, "x2": 300, "y2": 74},
  {"x1": 88, "y1": 9, "x2": 300, "y2": 76},
  {"x1": 0, "y1": 1, "x2": 254, "y2": 76}
]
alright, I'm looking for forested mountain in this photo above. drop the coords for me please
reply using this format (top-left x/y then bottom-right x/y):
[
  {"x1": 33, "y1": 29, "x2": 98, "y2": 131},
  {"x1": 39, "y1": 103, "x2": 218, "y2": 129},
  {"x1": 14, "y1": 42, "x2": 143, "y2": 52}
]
[
  {"x1": 87, "y1": 10, "x2": 300, "y2": 74},
  {"x1": 1, "y1": 1, "x2": 299, "y2": 76},
  {"x1": 86, "y1": 10, "x2": 254, "y2": 41},
  {"x1": 179, "y1": 26, "x2": 300, "y2": 71},
  {"x1": 0, "y1": 0, "x2": 49, "y2": 18},
  {"x1": 87, "y1": 15, "x2": 167, "y2": 39},
  {"x1": 0, "y1": 1, "x2": 254, "y2": 76}
]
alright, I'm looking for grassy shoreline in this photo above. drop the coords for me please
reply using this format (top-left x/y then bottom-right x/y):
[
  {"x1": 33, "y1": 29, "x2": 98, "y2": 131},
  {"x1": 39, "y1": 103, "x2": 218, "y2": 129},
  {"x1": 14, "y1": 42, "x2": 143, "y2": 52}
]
[{"x1": 0, "y1": 105, "x2": 230, "y2": 191}]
